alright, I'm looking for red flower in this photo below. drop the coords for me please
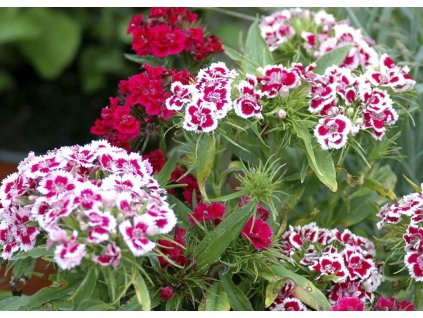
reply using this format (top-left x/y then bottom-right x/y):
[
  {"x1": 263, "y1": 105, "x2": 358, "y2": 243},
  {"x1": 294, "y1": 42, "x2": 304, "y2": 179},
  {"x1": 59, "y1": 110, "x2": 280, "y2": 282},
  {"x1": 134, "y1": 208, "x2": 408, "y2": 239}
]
[
  {"x1": 188, "y1": 202, "x2": 226, "y2": 226},
  {"x1": 160, "y1": 286, "x2": 174, "y2": 301},
  {"x1": 158, "y1": 227, "x2": 187, "y2": 267},
  {"x1": 374, "y1": 296, "x2": 414, "y2": 311},
  {"x1": 150, "y1": 25, "x2": 186, "y2": 58},
  {"x1": 170, "y1": 167, "x2": 200, "y2": 206},
  {"x1": 127, "y1": 8, "x2": 222, "y2": 60},
  {"x1": 242, "y1": 217, "x2": 273, "y2": 250},
  {"x1": 143, "y1": 149, "x2": 165, "y2": 174},
  {"x1": 331, "y1": 297, "x2": 365, "y2": 311}
]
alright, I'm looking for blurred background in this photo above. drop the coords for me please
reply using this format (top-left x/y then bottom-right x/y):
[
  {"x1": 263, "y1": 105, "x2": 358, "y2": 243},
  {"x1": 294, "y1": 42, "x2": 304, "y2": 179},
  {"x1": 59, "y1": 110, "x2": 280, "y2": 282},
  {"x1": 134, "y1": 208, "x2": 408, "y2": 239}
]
[{"x1": 0, "y1": 7, "x2": 422, "y2": 194}]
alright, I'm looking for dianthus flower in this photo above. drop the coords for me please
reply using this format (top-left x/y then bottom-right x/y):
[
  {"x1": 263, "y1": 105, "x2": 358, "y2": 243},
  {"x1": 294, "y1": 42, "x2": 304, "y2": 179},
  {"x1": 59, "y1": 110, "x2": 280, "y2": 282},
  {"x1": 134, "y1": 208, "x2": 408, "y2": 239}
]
[
  {"x1": 331, "y1": 297, "x2": 365, "y2": 311},
  {"x1": 374, "y1": 296, "x2": 414, "y2": 311},
  {"x1": 269, "y1": 222, "x2": 381, "y2": 310},
  {"x1": 127, "y1": 7, "x2": 223, "y2": 60},
  {"x1": 377, "y1": 185, "x2": 423, "y2": 282},
  {"x1": 0, "y1": 140, "x2": 176, "y2": 269},
  {"x1": 91, "y1": 65, "x2": 194, "y2": 149}
]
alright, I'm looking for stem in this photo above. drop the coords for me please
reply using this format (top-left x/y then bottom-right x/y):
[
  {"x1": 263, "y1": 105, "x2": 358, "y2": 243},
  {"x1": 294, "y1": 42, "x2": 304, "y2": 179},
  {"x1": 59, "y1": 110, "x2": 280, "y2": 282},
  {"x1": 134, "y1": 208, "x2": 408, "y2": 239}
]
[{"x1": 204, "y1": 7, "x2": 256, "y2": 21}]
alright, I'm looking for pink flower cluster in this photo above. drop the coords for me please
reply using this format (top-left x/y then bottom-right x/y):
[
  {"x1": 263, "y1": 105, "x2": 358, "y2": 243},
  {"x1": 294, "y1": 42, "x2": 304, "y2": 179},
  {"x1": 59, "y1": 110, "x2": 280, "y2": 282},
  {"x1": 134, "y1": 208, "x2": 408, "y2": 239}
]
[
  {"x1": 309, "y1": 59, "x2": 411, "y2": 148},
  {"x1": 0, "y1": 140, "x2": 176, "y2": 270},
  {"x1": 260, "y1": 8, "x2": 378, "y2": 70},
  {"x1": 127, "y1": 8, "x2": 223, "y2": 61},
  {"x1": 166, "y1": 62, "x2": 238, "y2": 132},
  {"x1": 377, "y1": 186, "x2": 423, "y2": 282},
  {"x1": 91, "y1": 64, "x2": 194, "y2": 150},
  {"x1": 270, "y1": 223, "x2": 382, "y2": 310}
]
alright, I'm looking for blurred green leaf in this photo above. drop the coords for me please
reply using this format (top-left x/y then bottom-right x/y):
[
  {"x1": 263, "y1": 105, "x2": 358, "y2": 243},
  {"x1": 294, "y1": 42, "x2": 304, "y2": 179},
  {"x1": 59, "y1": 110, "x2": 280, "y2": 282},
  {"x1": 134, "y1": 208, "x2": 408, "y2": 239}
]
[
  {"x1": 0, "y1": 8, "x2": 41, "y2": 44},
  {"x1": 243, "y1": 16, "x2": 275, "y2": 74},
  {"x1": 132, "y1": 272, "x2": 151, "y2": 311},
  {"x1": 196, "y1": 134, "x2": 216, "y2": 201},
  {"x1": 17, "y1": 8, "x2": 81, "y2": 79},
  {"x1": 313, "y1": 45, "x2": 353, "y2": 75}
]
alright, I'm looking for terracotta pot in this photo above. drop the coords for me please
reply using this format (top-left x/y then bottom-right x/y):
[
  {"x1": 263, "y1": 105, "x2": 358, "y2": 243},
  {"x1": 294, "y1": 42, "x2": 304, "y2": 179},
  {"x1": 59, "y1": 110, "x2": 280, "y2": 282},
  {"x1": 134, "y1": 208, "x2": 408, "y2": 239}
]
[{"x1": 0, "y1": 259, "x2": 56, "y2": 296}]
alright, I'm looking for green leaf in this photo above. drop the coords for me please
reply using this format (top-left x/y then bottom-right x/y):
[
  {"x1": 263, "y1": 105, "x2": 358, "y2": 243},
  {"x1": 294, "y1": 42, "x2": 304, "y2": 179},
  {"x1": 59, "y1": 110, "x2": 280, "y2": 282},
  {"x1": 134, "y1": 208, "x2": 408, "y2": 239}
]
[
  {"x1": 195, "y1": 134, "x2": 216, "y2": 201},
  {"x1": 313, "y1": 45, "x2": 353, "y2": 75},
  {"x1": 167, "y1": 195, "x2": 192, "y2": 228},
  {"x1": 0, "y1": 296, "x2": 28, "y2": 310},
  {"x1": 199, "y1": 282, "x2": 230, "y2": 311},
  {"x1": 71, "y1": 267, "x2": 99, "y2": 308},
  {"x1": 155, "y1": 151, "x2": 178, "y2": 186},
  {"x1": 193, "y1": 203, "x2": 253, "y2": 269},
  {"x1": 363, "y1": 177, "x2": 397, "y2": 201},
  {"x1": 10, "y1": 245, "x2": 53, "y2": 260},
  {"x1": 17, "y1": 8, "x2": 81, "y2": 79},
  {"x1": 76, "y1": 298, "x2": 115, "y2": 311},
  {"x1": 265, "y1": 278, "x2": 286, "y2": 307},
  {"x1": 132, "y1": 272, "x2": 151, "y2": 311},
  {"x1": 0, "y1": 9, "x2": 41, "y2": 44},
  {"x1": 243, "y1": 16, "x2": 275, "y2": 74},
  {"x1": 219, "y1": 272, "x2": 254, "y2": 311},
  {"x1": 294, "y1": 123, "x2": 337, "y2": 192},
  {"x1": 123, "y1": 53, "x2": 164, "y2": 66},
  {"x1": 259, "y1": 264, "x2": 331, "y2": 311}
]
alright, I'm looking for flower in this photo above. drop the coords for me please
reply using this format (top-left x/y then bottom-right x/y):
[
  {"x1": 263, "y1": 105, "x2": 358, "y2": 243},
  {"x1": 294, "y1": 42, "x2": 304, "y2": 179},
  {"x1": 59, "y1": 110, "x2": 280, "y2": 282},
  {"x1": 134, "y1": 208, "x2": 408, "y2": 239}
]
[
  {"x1": 54, "y1": 232, "x2": 86, "y2": 270},
  {"x1": 158, "y1": 227, "x2": 187, "y2": 267},
  {"x1": 0, "y1": 140, "x2": 176, "y2": 270},
  {"x1": 374, "y1": 296, "x2": 414, "y2": 311},
  {"x1": 241, "y1": 217, "x2": 273, "y2": 250},
  {"x1": 160, "y1": 286, "x2": 174, "y2": 301},
  {"x1": 314, "y1": 115, "x2": 352, "y2": 150},
  {"x1": 127, "y1": 7, "x2": 222, "y2": 60},
  {"x1": 279, "y1": 223, "x2": 380, "y2": 306},
  {"x1": 331, "y1": 297, "x2": 365, "y2": 311},
  {"x1": 188, "y1": 202, "x2": 226, "y2": 226}
]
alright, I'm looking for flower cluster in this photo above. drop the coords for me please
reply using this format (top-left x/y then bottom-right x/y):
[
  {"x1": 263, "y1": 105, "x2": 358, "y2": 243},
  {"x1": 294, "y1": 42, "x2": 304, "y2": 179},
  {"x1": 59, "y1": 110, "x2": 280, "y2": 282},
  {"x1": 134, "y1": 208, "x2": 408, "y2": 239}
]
[
  {"x1": 91, "y1": 64, "x2": 194, "y2": 149},
  {"x1": 329, "y1": 295, "x2": 414, "y2": 311},
  {"x1": 260, "y1": 8, "x2": 378, "y2": 70},
  {"x1": 166, "y1": 62, "x2": 239, "y2": 132},
  {"x1": 0, "y1": 140, "x2": 176, "y2": 269},
  {"x1": 270, "y1": 222, "x2": 382, "y2": 310},
  {"x1": 309, "y1": 61, "x2": 410, "y2": 147},
  {"x1": 377, "y1": 186, "x2": 423, "y2": 282},
  {"x1": 127, "y1": 7, "x2": 223, "y2": 60},
  {"x1": 143, "y1": 149, "x2": 200, "y2": 206}
]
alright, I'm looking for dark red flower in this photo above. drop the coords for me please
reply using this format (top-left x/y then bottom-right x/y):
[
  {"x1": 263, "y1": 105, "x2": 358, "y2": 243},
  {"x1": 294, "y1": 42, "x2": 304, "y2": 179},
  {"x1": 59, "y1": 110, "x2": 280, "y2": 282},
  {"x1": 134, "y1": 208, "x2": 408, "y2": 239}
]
[
  {"x1": 158, "y1": 227, "x2": 187, "y2": 267},
  {"x1": 331, "y1": 297, "x2": 365, "y2": 311},
  {"x1": 143, "y1": 149, "x2": 165, "y2": 174},
  {"x1": 374, "y1": 296, "x2": 414, "y2": 311},
  {"x1": 188, "y1": 202, "x2": 226, "y2": 226},
  {"x1": 160, "y1": 286, "x2": 174, "y2": 301},
  {"x1": 170, "y1": 167, "x2": 200, "y2": 206},
  {"x1": 127, "y1": 7, "x2": 222, "y2": 60},
  {"x1": 242, "y1": 217, "x2": 272, "y2": 250}
]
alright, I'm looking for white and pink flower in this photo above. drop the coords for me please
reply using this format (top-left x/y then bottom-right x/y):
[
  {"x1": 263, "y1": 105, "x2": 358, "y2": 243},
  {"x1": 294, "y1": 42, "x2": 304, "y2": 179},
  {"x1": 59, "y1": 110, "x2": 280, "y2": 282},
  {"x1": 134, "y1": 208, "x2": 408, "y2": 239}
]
[{"x1": 314, "y1": 115, "x2": 352, "y2": 150}]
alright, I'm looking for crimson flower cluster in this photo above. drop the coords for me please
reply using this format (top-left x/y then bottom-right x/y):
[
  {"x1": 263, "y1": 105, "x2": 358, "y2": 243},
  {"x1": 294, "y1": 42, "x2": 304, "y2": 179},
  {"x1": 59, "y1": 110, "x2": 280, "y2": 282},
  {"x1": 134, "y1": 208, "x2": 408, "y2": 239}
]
[
  {"x1": 329, "y1": 295, "x2": 414, "y2": 311},
  {"x1": 377, "y1": 186, "x2": 423, "y2": 282},
  {"x1": 270, "y1": 223, "x2": 381, "y2": 310},
  {"x1": 127, "y1": 8, "x2": 223, "y2": 61},
  {"x1": 260, "y1": 8, "x2": 378, "y2": 69},
  {"x1": 0, "y1": 140, "x2": 176, "y2": 269},
  {"x1": 91, "y1": 64, "x2": 194, "y2": 150}
]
